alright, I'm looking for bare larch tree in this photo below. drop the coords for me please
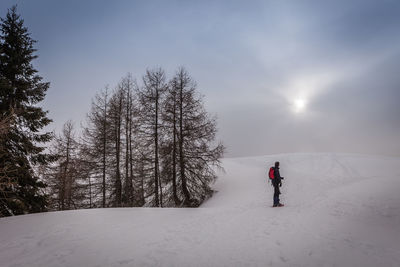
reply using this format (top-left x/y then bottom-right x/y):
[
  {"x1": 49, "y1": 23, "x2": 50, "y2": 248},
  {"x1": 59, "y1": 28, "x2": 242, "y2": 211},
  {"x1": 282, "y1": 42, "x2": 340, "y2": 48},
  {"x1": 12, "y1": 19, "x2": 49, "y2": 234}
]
[{"x1": 137, "y1": 68, "x2": 167, "y2": 207}]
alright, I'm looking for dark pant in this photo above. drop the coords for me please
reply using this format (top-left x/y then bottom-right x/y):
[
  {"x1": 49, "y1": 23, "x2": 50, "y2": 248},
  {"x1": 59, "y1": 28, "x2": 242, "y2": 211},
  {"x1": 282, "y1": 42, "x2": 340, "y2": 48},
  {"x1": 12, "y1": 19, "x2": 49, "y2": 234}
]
[{"x1": 273, "y1": 185, "x2": 280, "y2": 206}]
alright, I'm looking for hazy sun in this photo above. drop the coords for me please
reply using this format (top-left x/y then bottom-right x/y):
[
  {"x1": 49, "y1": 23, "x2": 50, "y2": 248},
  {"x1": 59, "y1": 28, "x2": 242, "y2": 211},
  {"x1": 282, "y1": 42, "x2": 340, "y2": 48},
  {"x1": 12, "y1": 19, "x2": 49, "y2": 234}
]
[{"x1": 293, "y1": 98, "x2": 306, "y2": 113}]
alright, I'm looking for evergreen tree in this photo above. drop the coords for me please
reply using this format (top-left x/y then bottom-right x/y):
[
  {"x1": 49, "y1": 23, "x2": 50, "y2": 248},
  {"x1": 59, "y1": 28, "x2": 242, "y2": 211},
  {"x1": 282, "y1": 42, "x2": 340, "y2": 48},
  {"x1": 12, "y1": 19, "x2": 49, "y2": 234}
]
[
  {"x1": 0, "y1": 113, "x2": 16, "y2": 207},
  {"x1": 0, "y1": 6, "x2": 53, "y2": 216}
]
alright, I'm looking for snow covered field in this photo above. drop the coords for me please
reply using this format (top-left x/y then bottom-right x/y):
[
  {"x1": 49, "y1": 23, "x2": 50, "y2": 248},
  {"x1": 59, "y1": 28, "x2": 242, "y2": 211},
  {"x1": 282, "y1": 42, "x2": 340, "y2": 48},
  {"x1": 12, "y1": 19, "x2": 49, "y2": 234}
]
[{"x1": 1, "y1": 153, "x2": 400, "y2": 267}]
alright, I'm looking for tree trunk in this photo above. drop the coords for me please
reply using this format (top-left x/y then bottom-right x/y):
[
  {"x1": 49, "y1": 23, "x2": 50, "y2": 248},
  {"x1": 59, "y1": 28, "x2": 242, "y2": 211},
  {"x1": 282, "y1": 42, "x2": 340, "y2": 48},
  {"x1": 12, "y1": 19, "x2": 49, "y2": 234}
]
[
  {"x1": 59, "y1": 165, "x2": 65, "y2": 210},
  {"x1": 115, "y1": 96, "x2": 122, "y2": 207},
  {"x1": 88, "y1": 175, "x2": 92, "y2": 209},
  {"x1": 154, "y1": 90, "x2": 160, "y2": 207},
  {"x1": 172, "y1": 93, "x2": 180, "y2": 205},
  {"x1": 179, "y1": 80, "x2": 190, "y2": 204},
  {"x1": 64, "y1": 133, "x2": 71, "y2": 210},
  {"x1": 125, "y1": 90, "x2": 133, "y2": 206},
  {"x1": 129, "y1": 108, "x2": 134, "y2": 206},
  {"x1": 102, "y1": 95, "x2": 107, "y2": 208},
  {"x1": 140, "y1": 161, "x2": 145, "y2": 206}
]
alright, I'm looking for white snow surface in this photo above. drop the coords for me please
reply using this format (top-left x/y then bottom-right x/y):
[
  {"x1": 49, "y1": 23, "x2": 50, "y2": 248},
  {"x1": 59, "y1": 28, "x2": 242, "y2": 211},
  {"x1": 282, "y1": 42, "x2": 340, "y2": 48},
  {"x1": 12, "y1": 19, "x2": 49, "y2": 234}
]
[{"x1": 1, "y1": 153, "x2": 400, "y2": 267}]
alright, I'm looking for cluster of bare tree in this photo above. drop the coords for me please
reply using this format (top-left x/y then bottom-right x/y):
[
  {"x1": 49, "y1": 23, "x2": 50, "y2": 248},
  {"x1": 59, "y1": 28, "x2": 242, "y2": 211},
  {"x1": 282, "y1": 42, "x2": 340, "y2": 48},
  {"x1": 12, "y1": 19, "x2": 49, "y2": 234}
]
[
  {"x1": 44, "y1": 67, "x2": 224, "y2": 209},
  {"x1": 0, "y1": 6, "x2": 223, "y2": 216}
]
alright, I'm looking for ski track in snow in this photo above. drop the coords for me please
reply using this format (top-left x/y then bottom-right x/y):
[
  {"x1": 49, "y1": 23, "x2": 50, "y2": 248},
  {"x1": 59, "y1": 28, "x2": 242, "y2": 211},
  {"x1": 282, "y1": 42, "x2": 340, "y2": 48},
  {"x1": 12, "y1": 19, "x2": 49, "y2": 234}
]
[{"x1": 1, "y1": 153, "x2": 400, "y2": 267}]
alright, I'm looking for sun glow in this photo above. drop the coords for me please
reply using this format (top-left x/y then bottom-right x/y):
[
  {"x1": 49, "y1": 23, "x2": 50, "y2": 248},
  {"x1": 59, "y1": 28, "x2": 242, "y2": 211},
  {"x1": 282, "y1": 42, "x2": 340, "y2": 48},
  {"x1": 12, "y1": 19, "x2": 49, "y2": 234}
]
[
  {"x1": 293, "y1": 98, "x2": 307, "y2": 113},
  {"x1": 284, "y1": 72, "x2": 337, "y2": 115}
]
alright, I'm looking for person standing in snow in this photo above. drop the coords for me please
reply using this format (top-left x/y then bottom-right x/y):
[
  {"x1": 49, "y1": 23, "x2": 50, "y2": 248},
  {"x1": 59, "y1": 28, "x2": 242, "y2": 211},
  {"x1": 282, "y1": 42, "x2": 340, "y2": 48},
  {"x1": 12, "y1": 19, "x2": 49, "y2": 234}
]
[{"x1": 272, "y1": 161, "x2": 284, "y2": 207}]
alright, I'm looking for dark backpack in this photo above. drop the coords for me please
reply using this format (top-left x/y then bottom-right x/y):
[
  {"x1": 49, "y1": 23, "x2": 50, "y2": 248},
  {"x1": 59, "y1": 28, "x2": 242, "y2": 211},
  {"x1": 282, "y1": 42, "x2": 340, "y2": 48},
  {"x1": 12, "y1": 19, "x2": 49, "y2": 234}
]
[{"x1": 268, "y1": 167, "x2": 275, "y2": 180}]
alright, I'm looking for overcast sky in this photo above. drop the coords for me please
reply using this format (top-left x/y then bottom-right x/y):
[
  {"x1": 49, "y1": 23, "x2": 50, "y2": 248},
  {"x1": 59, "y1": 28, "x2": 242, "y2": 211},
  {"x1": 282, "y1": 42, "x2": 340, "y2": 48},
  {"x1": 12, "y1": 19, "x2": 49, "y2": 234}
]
[{"x1": 1, "y1": 0, "x2": 399, "y2": 157}]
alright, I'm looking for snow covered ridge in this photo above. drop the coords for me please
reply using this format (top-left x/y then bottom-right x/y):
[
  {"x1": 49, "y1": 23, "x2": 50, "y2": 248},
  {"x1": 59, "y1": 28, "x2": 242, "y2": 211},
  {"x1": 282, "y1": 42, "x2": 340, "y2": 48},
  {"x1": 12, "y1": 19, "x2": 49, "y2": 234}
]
[{"x1": 1, "y1": 153, "x2": 399, "y2": 267}]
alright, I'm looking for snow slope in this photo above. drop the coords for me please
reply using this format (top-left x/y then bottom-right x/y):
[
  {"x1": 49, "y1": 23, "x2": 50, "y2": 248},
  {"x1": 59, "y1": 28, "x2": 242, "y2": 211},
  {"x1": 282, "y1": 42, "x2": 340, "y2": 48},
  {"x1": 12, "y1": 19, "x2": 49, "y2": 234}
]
[{"x1": 1, "y1": 153, "x2": 400, "y2": 267}]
